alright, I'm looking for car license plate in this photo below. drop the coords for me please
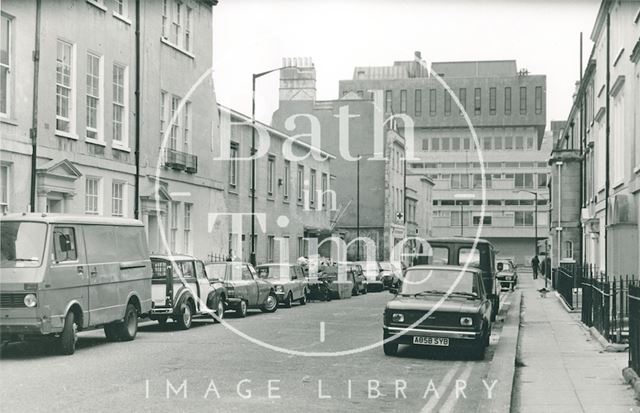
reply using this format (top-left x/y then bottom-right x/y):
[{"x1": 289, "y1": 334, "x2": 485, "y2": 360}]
[{"x1": 413, "y1": 336, "x2": 449, "y2": 347}]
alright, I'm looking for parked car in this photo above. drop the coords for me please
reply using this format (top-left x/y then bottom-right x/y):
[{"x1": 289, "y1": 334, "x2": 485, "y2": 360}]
[
  {"x1": 422, "y1": 237, "x2": 500, "y2": 321},
  {"x1": 383, "y1": 265, "x2": 492, "y2": 360},
  {"x1": 344, "y1": 262, "x2": 367, "y2": 295},
  {"x1": 255, "y1": 263, "x2": 308, "y2": 307},
  {"x1": 150, "y1": 254, "x2": 227, "y2": 329},
  {"x1": 0, "y1": 214, "x2": 152, "y2": 355},
  {"x1": 496, "y1": 259, "x2": 518, "y2": 291},
  {"x1": 204, "y1": 262, "x2": 278, "y2": 317},
  {"x1": 319, "y1": 264, "x2": 353, "y2": 299},
  {"x1": 354, "y1": 260, "x2": 384, "y2": 292},
  {"x1": 380, "y1": 261, "x2": 402, "y2": 290}
]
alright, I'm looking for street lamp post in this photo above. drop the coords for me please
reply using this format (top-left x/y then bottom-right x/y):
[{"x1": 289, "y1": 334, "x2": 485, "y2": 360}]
[{"x1": 250, "y1": 65, "x2": 298, "y2": 266}]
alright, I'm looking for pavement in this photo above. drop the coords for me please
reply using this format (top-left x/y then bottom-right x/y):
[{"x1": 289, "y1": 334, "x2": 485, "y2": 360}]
[
  {"x1": 512, "y1": 270, "x2": 640, "y2": 413},
  {"x1": 0, "y1": 288, "x2": 518, "y2": 412}
]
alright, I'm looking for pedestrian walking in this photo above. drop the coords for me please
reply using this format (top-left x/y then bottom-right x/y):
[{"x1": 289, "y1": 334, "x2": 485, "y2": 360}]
[{"x1": 531, "y1": 255, "x2": 540, "y2": 280}]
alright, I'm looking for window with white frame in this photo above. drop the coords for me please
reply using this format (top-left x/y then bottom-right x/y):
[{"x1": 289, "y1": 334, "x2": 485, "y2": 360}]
[
  {"x1": 183, "y1": 203, "x2": 192, "y2": 253},
  {"x1": 160, "y1": 90, "x2": 166, "y2": 141},
  {"x1": 563, "y1": 241, "x2": 573, "y2": 260},
  {"x1": 162, "y1": 0, "x2": 169, "y2": 38},
  {"x1": 309, "y1": 169, "x2": 316, "y2": 206},
  {"x1": 229, "y1": 142, "x2": 239, "y2": 188},
  {"x1": 1, "y1": 14, "x2": 12, "y2": 117},
  {"x1": 85, "y1": 177, "x2": 101, "y2": 215},
  {"x1": 0, "y1": 164, "x2": 9, "y2": 213},
  {"x1": 184, "y1": 6, "x2": 192, "y2": 51},
  {"x1": 112, "y1": 63, "x2": 127, "y2": 147},
  {"x1": 111, "y1": 181, "x2": 124, "y2": 217},
  {"x1": 86, "y1": 53, "x2": 101, "y2": 141},
  {"x1": 169, "y1": 95, "x2": 180, "y2": 150},
  {"x1": 171, "y1": 1, "x2": 182, "y2": 46},
  {"x1": 56, "y1": 40, "x2": 74, "y2": 134},
  {"x1": 267, "y1": 155, "x2": 275, "y2": 196},
  {"x1": 113, "y1": 0, "x2": 127, "y2": 17},
  {"x1": 170, "y1": 201, "x2": 179, "y2": 252},
  {"x1": 297, "y1": 165, "x2": 304, "y2": 203},
  {"x1": 283, "y1": 160, "x2": 290, "y2": 200},
  {"x1": 612, "y1": 90, "x2": 624, "y2": 184},
  {"x1": 267, "y1": 236, "x2": 275, "y2": 262},
  {"x1": 183, "y1": 101, "x2": 191, "y2": 153},
  {"x1": 321, "y1": 173, "x2": 328, "y2": 208}
]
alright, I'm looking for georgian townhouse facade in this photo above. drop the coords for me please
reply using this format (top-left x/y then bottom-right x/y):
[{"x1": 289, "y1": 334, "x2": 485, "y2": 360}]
[
  {"x1": 552, "y1": 0, "x2": 640, "y2": 276},
  {"x1": 0, "y1": 0, "x2": 226, "y2": 259}
]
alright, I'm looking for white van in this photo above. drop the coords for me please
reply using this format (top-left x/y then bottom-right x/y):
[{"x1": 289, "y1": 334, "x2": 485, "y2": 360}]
[{"x1": 0, "y1": 213, "x2": 152, "y2": 355}]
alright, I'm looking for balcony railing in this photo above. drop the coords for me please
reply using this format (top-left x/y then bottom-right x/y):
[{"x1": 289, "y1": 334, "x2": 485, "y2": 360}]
[{"x1": 164, "y1": 147, "x2": 198, "y2": 174}]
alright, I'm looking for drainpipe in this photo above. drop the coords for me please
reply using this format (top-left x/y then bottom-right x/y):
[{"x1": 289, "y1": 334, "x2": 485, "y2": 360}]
[
  {"x1": 134, "y1": 0, "x2": 141, "y2": 219},
  {"x1": 29, "y1": 0, "x2": 42, "y2": 212},
  {"x1": 556, "y1": 161, "x2": 563, "y2": 275},
  {"x1": 579, "y1": 32, "x2": 585, "y2": 270},
  {"x1": 604, "y1": 11, "x2": 610, "y2": 276}
]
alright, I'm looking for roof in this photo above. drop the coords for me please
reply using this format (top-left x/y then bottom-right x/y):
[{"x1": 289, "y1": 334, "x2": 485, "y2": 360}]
[
  {"x1": 150, "y1": 254, "x2": 197, "y2": 261},
  {"x1": 426, "y1": 237, "x2": 492, "y2": 245},
  {"x1": 406, "y1": 265, "x2": 482, "y2": 273},
  {"x1": 0, "y1": 213, "x2": 144, "y2": 226},
  {"x1": 218, "y1": 104, "x2": 336, "y2": 160}
]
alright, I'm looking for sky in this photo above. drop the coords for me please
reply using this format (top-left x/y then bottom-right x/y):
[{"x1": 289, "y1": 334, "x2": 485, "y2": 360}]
[{"x1": 211, "y1": 0, "x2": 601, "y2": 128}]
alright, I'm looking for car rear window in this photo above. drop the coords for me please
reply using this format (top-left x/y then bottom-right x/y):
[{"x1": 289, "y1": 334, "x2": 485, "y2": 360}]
[
  {"x1": 205, "y1": 263, "x2": 227, "y2": 280},
  {"x1": 151, "y1": 259, "x2": 169, "y2": 280},
  {"x1": 459, "y1": 248, "x2": 480, "y2": 267},
  {"x1": 429, "y1": 247, "x2": 449, "y2": 265}
]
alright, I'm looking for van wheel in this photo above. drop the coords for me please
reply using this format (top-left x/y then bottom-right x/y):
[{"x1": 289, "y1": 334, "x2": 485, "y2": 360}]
[
  {"x1": 176, "y1": 302, "x2": 193, "y2": 330},
  {"x1": 104, "y1": 323, "x2": 120, "y2": 342},
  {"x1": 58, "y1": 311, "x2": 77, "y2": 355},
  {"x1": 116, "y1": 304, "x2": 138, "y2": 341}
]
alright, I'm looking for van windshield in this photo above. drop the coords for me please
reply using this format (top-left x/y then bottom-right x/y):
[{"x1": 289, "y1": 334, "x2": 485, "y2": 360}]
[{"x1": 0, "y1": 222, "x2": 47, "y2": 268}]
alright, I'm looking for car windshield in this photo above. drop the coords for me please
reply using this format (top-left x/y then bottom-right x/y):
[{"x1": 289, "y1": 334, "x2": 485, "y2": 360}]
[
  {"x1": 205, "y1": 263, "x2": 227, "y2": 280},
  {"x1": 256, "y1": 265, "x2": 293, "y2": 280},
  {"x1": 0, "y1": 221, "x2": 47, "y2": 268},
  {"x1": 400, "y1": 268, "x2": 478, "y2": 297},
  {"x1": 497, "y1": 261, "x2": 513, "y2": 272}
]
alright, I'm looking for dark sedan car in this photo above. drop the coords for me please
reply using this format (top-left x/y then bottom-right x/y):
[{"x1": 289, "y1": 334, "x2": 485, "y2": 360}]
[
  {"x1": 205, "y1": 262, "x2": 278, "y2": 317},
  {"x1": 382, "y1": 265, "x2": 492, "y2": 360}
]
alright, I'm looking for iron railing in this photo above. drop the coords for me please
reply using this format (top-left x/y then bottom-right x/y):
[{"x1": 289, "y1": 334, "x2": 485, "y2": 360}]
[
  {"x1": 579, "y1": 264, "x2": 635, "y2": 344},
  {"x1": 164, "y1": 147, "x2": 198, "y2": 174},
  {"x1": 629, "y1": 281, "x2": 640, "y2": 375},
  {"x1": 557, "y1": 266, "x2": 575, "y2": 309}
]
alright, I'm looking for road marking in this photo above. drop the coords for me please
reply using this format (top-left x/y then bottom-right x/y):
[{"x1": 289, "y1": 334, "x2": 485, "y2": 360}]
[
  {"x1": 319, "y1": 322, "x2": 325, "y2": 343},
  {"x1": 440, "y1": 362, "x2": 473, "y2": 413},
  {"x1": 420, "y1": 361, "x2": 462, "y2": 413}
]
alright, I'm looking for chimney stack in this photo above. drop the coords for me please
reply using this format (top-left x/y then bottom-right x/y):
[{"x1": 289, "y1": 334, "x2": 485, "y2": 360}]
[{"x1": 279, "y1": 56, "x2": 317, "y2": 102}]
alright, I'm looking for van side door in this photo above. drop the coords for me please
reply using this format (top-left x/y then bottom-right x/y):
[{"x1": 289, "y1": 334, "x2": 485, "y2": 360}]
[{"x1": 48, "y1": 225, "x2": 89, "y2": 329}]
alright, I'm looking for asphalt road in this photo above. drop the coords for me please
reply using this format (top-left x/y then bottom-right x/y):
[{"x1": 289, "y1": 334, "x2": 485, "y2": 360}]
[{"x1": 0, "y1": 290, "x2": 515, "y2": 412}]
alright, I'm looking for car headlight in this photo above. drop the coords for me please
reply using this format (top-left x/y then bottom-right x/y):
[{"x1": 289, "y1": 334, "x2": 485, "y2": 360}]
[
  {"x1": 275, "y1": 285, "x2": 284, "y2": 292},
  {"x1": 460, "y1": 316, "x2": 473, "y2": 326},
  {"x1": 392, "y1": 313, "x2": 404, "y2": 323},
  {"x1": 24, "y1": 293, "x2": 37, "y2": 308}
]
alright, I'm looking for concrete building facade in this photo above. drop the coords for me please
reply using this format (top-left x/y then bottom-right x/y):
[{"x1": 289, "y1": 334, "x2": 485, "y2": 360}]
[
  {"x1": 551, "y1": 0, "x2": 640, "y2": 276},
  {"x1": 339, "y1": 55, "x2": 550, "y2": 265}
]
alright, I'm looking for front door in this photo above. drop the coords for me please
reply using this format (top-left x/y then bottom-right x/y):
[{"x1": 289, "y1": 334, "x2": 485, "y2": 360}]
[
  {"x1": 147, "y1": 214, "x2": 159, "y2": 253},
  {"x1": 194, "y1": 260, "x2": 213, "y2": 311},
  {"x1": 241, "y1": 264, "x2": 260, "y2": 306}
]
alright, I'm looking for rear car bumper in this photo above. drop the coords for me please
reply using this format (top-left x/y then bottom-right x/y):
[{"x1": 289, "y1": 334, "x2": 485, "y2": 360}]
[
  {"x1": 383, "y1": 325, "x2": 482, "y2": 347},
  {"x1": 150, "y1": 306, "x2": 175, "y2": 315},
  {"x1": 366, "y1": 280, "x2": 384, "y2": 291}
]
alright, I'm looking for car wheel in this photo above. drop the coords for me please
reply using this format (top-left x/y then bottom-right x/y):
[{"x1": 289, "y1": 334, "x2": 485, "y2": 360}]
[
  {"x1": 237, "y1": 300, "x2": 248, "y2": 318},
  {"x1": 362, "y1": 283, "x2": 368, "y2": 294},
  {"x1": 176, "y1": 301, "x2": 193, "y2": 330},
  {"x1": 383, "y1": 333, "x2": 398, "y2": 356},
  {"x1": 261, "y1": 293, "x2": 278, "y2": 313},
  {"x1": 299, "y1": 292, "x2": 307, "y2": 305},
  {"x1": 116, "y1": 304, "x2": 138, "y2": 341},
  {"x1": 58, "y1": 311, "x2": 77, "y2": 356},
  {"x1": 104, "y1": 323, "x2": 119, "y2": 342},
  {"x1": 215, "y1": 299, "x2": 225, "y2": 322},
  {"x1": 352, "y1": 284, "x2": 359, "y2": 296},
  {"x1": 284, "y1": 292, "x2": 293, "y2": 308}
]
